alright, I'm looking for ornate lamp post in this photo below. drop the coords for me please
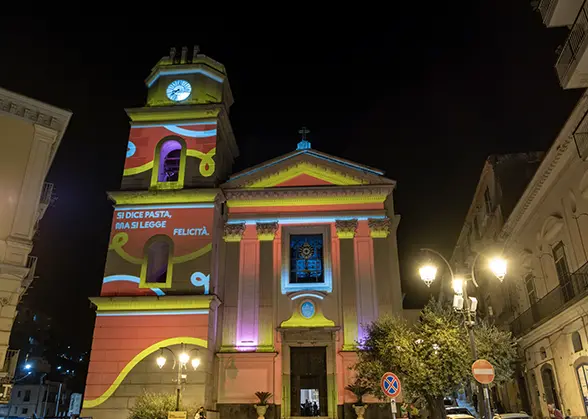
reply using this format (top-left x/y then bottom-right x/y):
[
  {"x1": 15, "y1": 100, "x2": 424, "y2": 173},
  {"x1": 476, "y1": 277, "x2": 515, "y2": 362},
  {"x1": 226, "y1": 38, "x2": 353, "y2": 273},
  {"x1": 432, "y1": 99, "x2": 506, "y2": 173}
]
[
  {"x1": 156, "y1": 343, "x2": 201, "y2": 411},
  {"x1": 418, "y1": 248, "x2": 507, "y2": 419}
]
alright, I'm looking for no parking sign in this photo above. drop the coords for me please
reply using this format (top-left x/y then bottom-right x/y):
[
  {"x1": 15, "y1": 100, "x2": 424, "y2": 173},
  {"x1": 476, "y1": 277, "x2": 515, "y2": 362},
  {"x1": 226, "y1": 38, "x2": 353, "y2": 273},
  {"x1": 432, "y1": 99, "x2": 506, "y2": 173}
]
[{"x1": 381, "y1": 372, "x2": 402, "y2": 398}]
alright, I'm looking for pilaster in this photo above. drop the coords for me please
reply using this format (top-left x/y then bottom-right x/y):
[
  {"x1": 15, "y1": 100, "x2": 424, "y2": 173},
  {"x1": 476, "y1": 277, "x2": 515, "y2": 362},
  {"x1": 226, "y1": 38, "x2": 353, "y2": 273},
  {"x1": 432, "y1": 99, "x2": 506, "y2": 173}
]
[
  {"x1": 336, "y1": 219, "x2": 358, "y2": 351},
  {"x1": 10, "y1": 124, "x2": 57, "y2": 242},
  {"x1": 220, "y1": 223, "x2": 245, "y2": 351},
  {"x1": 354, "y1": 220, "x2": 377, "y2": 342},
  {"x1": 236, "y1": 225, "x2": 259, "y2": 350},
  {"x1": 257, "y1": 222, "x2": 278, "y2": 351},
  {"x1": 369, "y1": 217, "x2": 395, "y2": 315}
]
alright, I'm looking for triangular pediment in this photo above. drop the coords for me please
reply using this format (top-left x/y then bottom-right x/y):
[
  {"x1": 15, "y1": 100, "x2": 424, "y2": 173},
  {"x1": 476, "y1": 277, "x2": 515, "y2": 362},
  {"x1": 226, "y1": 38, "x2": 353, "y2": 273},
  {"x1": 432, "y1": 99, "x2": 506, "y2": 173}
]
[{"x1": 223, "y1": 149, "x2": 394, "y2": 189}]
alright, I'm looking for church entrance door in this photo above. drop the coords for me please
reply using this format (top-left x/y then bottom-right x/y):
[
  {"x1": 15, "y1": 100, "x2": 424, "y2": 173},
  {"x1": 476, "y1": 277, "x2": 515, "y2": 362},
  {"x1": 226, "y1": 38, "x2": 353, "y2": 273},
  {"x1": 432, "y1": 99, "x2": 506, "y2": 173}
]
[{"x1": 290, "y1": 347, "x2": 328, "y2": 417}]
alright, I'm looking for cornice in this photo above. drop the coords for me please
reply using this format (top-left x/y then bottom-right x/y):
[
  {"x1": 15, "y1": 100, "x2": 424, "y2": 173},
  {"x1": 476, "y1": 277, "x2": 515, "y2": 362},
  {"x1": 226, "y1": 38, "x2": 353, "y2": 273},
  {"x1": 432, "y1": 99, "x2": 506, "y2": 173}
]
[
  {"x1": 224, "y1": 184, "x2": 393, "y2": 203},
  {"x1": 500, "y1": 92, "x2": 588, "y2": 242},
  {"x1": 225, "y1": 154, "x2": 394, "y2": 189},
  {"x1": 500, "y1": 137, "x2": 574, "y2": 241},
  {"x1": 89, "y1": 294, "x2": 220, "y2": 312},
  {"x1": 0, "y1": 87, "x2": 71, "y2": 135},
  {"x1": 125, "y1": 103, "x2": 224, "y2": 123},
  {"x1": 108, "y1": 188, "x2": 222, "y2": 205}
]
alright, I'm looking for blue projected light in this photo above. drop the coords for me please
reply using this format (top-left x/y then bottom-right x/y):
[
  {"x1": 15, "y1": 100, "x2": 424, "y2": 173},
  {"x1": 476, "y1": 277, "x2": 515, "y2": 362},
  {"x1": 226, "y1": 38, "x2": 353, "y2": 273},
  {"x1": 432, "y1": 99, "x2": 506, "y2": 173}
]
[
  {"x1": 300, "y1": 301, "x2": 316, "y2": 319},
  {"x1": 126, "y1": 141, "x2": 136, "y2": 158}
]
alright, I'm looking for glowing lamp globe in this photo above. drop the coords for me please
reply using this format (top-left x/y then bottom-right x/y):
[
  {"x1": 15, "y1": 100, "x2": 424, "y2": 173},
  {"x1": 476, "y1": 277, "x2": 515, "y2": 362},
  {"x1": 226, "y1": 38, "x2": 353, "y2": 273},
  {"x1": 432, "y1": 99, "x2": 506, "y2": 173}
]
[
  {"x1": 489, "y1": 257, "x2": 507, "y2": 281},
  {"x1": 452, "y1": 277, "x2": 464, "y2": 295},
  {"x1": 179, "y1": 352, "x2": 190, "y2": 365},
  {"x1": 419, "y1": 264, "x2": 437, "y2": 287},
  {"x1": 191, "y1": 357, "x2": 201, "y2": 370},
  {"x1": 156, "y1": 355, "x2": 167, "y2": 369}
]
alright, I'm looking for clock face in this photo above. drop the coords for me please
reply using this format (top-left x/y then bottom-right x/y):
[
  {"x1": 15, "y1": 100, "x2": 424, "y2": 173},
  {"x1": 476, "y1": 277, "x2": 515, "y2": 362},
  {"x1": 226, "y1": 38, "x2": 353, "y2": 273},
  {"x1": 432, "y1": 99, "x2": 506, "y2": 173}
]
[{"x1": 166, "y1": 79, "x2": 192, "y2": 102}]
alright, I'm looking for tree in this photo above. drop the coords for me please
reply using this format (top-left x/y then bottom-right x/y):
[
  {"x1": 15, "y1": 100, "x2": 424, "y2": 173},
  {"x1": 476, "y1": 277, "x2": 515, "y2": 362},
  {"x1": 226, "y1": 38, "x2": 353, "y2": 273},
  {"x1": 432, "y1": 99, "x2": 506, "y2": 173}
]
[
  {"x1": 128, "y1": 392, "x2": 197, "y2": 419},
  {"x1": 354, "y1": 300, "x2": 516, "y2": 419},
  {"x1": 474, "y1": 321, "x2": 516, "y2": 384}
]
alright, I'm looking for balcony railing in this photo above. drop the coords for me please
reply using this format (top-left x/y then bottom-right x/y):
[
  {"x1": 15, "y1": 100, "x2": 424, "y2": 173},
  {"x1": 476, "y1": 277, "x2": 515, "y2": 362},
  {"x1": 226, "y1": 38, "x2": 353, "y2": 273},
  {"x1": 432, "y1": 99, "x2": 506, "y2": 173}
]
[
  {"x1": 39, "y1": 182, "x2": 53, "y2": 206},
  {"x1": 511, "y1": 261, "x2": 588, "y2": 336},
  {"x1": 539, "y1": 0, "x2": 557, "y2": 24},
  {"x1": 555, "y1": 0, "x2": 588, "y2": 87}
]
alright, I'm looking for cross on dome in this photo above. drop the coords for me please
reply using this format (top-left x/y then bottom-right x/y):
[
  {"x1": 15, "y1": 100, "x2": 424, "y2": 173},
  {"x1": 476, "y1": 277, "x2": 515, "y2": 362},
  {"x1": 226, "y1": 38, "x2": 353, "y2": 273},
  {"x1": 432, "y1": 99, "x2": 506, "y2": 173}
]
[{"x1": 297, "y1": 126, "x2": 311, "y2": 150}]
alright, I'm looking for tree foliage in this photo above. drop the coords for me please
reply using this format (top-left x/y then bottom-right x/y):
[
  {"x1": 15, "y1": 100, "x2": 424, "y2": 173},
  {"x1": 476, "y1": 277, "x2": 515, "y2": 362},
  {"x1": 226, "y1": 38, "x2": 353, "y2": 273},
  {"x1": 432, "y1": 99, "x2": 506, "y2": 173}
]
[
  {"x1": 354, "y1": 300, "x2": 517, "y2": 419},
  {"x1": 474, "y1": 321, "x2": 516, "y2": 384},
  {"x1": 128, "y1": 392, "x2": 197, "y2": 419}
]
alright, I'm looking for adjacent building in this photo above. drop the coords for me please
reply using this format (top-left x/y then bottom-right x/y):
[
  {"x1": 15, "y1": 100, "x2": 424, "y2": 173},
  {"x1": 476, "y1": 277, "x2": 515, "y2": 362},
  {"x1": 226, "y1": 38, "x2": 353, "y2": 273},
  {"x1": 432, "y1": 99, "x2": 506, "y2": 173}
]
[
  {"x1": 81, "y1": 48, "x2": 404, "y2": 419},
  {"x1": 0, "y1": 88, "x2": 71, "y2": 406},
  {"x1": 537, "y1": 0, "x2": 588, "y2": 89},
  {"x1": 451, "y1": 86, "x2": 588, "y2": 417},
  {"x1": 8, "y1": 380, "x2": 71, "y2": 418}
]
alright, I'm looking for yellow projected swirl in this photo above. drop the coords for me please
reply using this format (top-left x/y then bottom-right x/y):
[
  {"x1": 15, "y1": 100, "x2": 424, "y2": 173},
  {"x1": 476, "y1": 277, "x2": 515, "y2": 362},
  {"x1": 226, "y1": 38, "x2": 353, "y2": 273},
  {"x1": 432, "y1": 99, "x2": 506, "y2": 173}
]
[
  {"x1": 109, "y1": 232, "x2": 212, "y2": 264},
  {"x1": 123, "y1": 148, "x2": 216, "y2": 177},
  {"x1": 187, "y1": 148, "x2": 216, "y2": 177}
]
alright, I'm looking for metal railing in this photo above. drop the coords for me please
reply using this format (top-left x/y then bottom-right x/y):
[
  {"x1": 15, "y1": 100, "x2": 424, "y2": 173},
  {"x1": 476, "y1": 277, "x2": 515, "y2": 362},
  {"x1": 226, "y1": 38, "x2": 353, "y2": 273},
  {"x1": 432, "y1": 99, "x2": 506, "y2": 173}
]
[
  {"x1": 39, "y1": 182, "x2": 53, "y2": 206},
  {"x1": 511, "y1": 261, "x2": 588, "y2": 336},
  {"x1": 539, "y1": 0, "x2": 557, "y2": 24},
  {"x1": 1, "y1": 350, "x2": 19, "y2": 376},
  {"x1": 556, "y1": 0, "x2": 588, "y2": 87}
]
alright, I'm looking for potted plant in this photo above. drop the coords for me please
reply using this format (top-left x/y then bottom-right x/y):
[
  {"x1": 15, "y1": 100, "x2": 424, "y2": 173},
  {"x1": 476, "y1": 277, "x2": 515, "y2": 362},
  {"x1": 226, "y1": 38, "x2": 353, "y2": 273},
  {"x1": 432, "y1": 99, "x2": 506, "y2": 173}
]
[
  {"x1": 345, "y1": 382, "x2": 370, "y2": 419},
  {"x1": 254, "y1": 391, "x2": 272, "y2": 419}
]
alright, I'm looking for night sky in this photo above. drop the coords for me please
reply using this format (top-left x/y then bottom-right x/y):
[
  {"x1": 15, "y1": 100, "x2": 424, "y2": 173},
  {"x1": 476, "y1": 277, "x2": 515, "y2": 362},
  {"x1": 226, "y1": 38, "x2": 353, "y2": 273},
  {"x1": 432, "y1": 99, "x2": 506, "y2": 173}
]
[{"x1": 0, "y1": 6, "x2": 582, "y2": 352}]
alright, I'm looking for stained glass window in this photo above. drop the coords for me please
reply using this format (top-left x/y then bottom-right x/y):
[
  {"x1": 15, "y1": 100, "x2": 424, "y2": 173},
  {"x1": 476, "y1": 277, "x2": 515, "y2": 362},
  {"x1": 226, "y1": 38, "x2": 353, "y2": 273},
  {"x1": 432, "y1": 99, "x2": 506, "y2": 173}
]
[{"x1": 290, "y1": 234, "x2": 324, "y2": 284}]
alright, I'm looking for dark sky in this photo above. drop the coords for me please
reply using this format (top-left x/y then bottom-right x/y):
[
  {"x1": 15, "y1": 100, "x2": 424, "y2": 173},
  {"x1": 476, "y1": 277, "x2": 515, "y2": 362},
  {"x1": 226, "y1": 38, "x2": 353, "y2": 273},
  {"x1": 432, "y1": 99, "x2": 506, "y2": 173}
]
[{"x1": 0, "y1": 6, "x2": 582, "y2": 351}]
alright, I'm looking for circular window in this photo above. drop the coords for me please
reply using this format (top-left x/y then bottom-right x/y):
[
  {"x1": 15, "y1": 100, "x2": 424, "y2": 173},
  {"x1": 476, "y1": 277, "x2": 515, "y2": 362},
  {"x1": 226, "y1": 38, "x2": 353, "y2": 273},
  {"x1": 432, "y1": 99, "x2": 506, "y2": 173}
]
[{"x1": 300, "y1": 300, "x2": 316, "y2": 319}]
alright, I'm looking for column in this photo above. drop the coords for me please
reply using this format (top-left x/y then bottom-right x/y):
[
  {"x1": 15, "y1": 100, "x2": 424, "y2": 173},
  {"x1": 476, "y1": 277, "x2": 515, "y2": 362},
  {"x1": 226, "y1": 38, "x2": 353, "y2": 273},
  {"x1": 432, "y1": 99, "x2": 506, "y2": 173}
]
[
  {"x1": 257, "y1": 222, "x2": 278, "y2": 352},
  {"x1": 236, "y1": 224, "x2": 259, "y2": 350},
  {"x1": 369, "y1": 217, "x2": 394, "y2": 315},
  {"x1": 220, "y1": 223, "x2": 245, "y2": 351},
  {"x1": 336, "y1": 219, "x2": 358, "y2": 351}
]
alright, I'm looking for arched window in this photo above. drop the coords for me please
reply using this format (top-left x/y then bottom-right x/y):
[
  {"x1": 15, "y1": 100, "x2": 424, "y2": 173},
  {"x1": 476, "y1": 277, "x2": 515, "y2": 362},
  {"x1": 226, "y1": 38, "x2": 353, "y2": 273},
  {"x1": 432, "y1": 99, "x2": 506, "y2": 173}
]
[
  {"x1": 573, "y1": 331, "x2": 584, "y2": 352},
  {"x1": 158, "y1": 139, "x2": 183, "y2": 182},
  {"x1": 145, "y1": 240, "x2": 171, "y2": 284}
]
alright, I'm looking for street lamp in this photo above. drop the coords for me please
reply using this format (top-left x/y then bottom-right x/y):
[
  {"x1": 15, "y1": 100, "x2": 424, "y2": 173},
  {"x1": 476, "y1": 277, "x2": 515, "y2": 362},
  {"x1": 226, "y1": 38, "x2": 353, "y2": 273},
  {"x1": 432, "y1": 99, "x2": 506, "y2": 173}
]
[
  {"x1": 418, "y1": 248, "x2": 507, "y2": 419},
  {"x1": 156, "y1": 343, "x2": 201, "y2": 411}
]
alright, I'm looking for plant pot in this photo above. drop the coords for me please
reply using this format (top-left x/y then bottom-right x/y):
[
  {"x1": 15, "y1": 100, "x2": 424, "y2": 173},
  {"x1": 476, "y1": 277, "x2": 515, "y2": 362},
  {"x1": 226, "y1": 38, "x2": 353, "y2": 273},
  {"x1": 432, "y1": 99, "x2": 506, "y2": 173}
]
[
  {"x1": 353, "y1": 404, "x2": 367, "y2": 419},
  {"x1": 255, "y1": 404, "x2": 268, "y2": 419}
]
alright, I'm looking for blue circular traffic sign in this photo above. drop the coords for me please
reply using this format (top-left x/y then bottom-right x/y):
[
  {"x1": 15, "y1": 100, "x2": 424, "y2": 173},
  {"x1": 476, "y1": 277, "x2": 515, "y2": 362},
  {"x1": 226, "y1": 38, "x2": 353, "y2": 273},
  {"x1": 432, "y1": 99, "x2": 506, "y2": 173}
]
[{"x1": 381, "y1": 372, "x2": 401, "y2": 398}]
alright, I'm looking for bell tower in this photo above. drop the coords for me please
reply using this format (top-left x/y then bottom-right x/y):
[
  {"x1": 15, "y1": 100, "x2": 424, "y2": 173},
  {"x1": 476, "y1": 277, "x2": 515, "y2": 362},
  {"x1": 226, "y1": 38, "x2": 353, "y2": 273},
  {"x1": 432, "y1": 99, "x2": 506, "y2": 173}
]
[
  {"x1": 82, "y1": 48, "x2": 235, "y2": 419},
  {"x1": 122, "y1": 46, "x2": 238, "y2": 189}
]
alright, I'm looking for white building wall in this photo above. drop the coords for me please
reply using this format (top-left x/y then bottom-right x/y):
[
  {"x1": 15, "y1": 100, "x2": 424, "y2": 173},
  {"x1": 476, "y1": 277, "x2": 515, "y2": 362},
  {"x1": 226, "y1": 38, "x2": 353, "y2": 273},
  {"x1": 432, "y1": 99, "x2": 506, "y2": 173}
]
[
  {"x1": 503, "y1": 91, "x2": 588, "y2": 418},
  {"x1": 0, "y1": 88, "x2": 70, "y2": 378}
]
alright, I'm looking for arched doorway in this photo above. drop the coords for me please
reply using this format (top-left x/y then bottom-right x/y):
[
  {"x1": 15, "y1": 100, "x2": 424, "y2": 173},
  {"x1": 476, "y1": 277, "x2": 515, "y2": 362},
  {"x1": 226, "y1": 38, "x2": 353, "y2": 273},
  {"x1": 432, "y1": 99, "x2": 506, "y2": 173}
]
[
  {"x1": 574, "y1": 357, "x2": 588, "y2": 415},
  {"x1": 541, "y1": 364, "x2": 560, "y2": 410}
]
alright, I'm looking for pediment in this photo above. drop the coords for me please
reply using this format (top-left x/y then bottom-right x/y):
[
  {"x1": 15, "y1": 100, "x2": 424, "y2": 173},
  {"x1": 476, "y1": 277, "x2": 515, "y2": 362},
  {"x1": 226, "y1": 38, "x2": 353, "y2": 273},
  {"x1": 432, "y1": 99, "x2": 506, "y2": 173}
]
[{"x1": 223, "y1": 149, "x2": 394, "y2": 189}]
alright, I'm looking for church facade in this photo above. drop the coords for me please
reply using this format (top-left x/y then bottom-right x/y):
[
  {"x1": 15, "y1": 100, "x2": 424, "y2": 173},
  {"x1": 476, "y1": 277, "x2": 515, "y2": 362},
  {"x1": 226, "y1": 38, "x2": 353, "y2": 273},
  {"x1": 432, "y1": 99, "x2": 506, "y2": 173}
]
[{"x1": 82, "y1": 48, "x2": 403, "y2": 419}]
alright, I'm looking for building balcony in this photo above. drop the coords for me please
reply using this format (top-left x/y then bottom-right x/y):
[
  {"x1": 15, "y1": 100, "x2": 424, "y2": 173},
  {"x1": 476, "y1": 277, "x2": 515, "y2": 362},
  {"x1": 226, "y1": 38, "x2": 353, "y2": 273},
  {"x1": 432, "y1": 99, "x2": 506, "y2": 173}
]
[
  {"x1": 511, "y1": 261, "x2": 588, "y2": 336},
  {"x1": 539, "y1": 0, "x2": 584, "y2": 27},
  {"x1": 556, "y1": 1, "x2": 588, "y2": 88},
  {"x1": 37, "y1": 182, "x2": 53, "y2": 222}
]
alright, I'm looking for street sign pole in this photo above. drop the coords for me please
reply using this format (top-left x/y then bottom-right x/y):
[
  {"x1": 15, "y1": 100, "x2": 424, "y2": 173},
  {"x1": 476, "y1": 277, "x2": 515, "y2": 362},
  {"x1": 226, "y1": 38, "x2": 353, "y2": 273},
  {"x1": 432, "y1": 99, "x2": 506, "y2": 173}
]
[
  {"x1": 390, "y1": 398, "x2": 397, "y2": 419},
  {"x1": 472, "y1": 359, "x2": 496, "y2": 419},
  {"x1": 381, "y1": 372, "x2": 401, "y2": 419}
]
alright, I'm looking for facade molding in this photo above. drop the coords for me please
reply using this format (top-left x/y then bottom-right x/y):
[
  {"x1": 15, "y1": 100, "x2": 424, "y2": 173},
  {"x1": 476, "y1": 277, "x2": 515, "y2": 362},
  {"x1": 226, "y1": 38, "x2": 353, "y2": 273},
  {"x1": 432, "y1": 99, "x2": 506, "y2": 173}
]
[
  {"x1": 335, "y1": 219, "x2": 358, "y2": 239},
  {"x1": 368, "y1": 217, "x2": 391, "y2": 238},
  {"x1": 223, "y1": 223, "x2": 246, "y2": 242},
  {"x1": 501, "y1": 93, "x2": 588, "y2": 241},
  {"x1": 256, "y1": 222, "x2": 278, "y2": 241},
  {"x1": 224, "y1": 185, "x2": 394, "y2": 208},
  {"x1": 0, "y1": 87, "x2": 71, "y2": 134}
]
